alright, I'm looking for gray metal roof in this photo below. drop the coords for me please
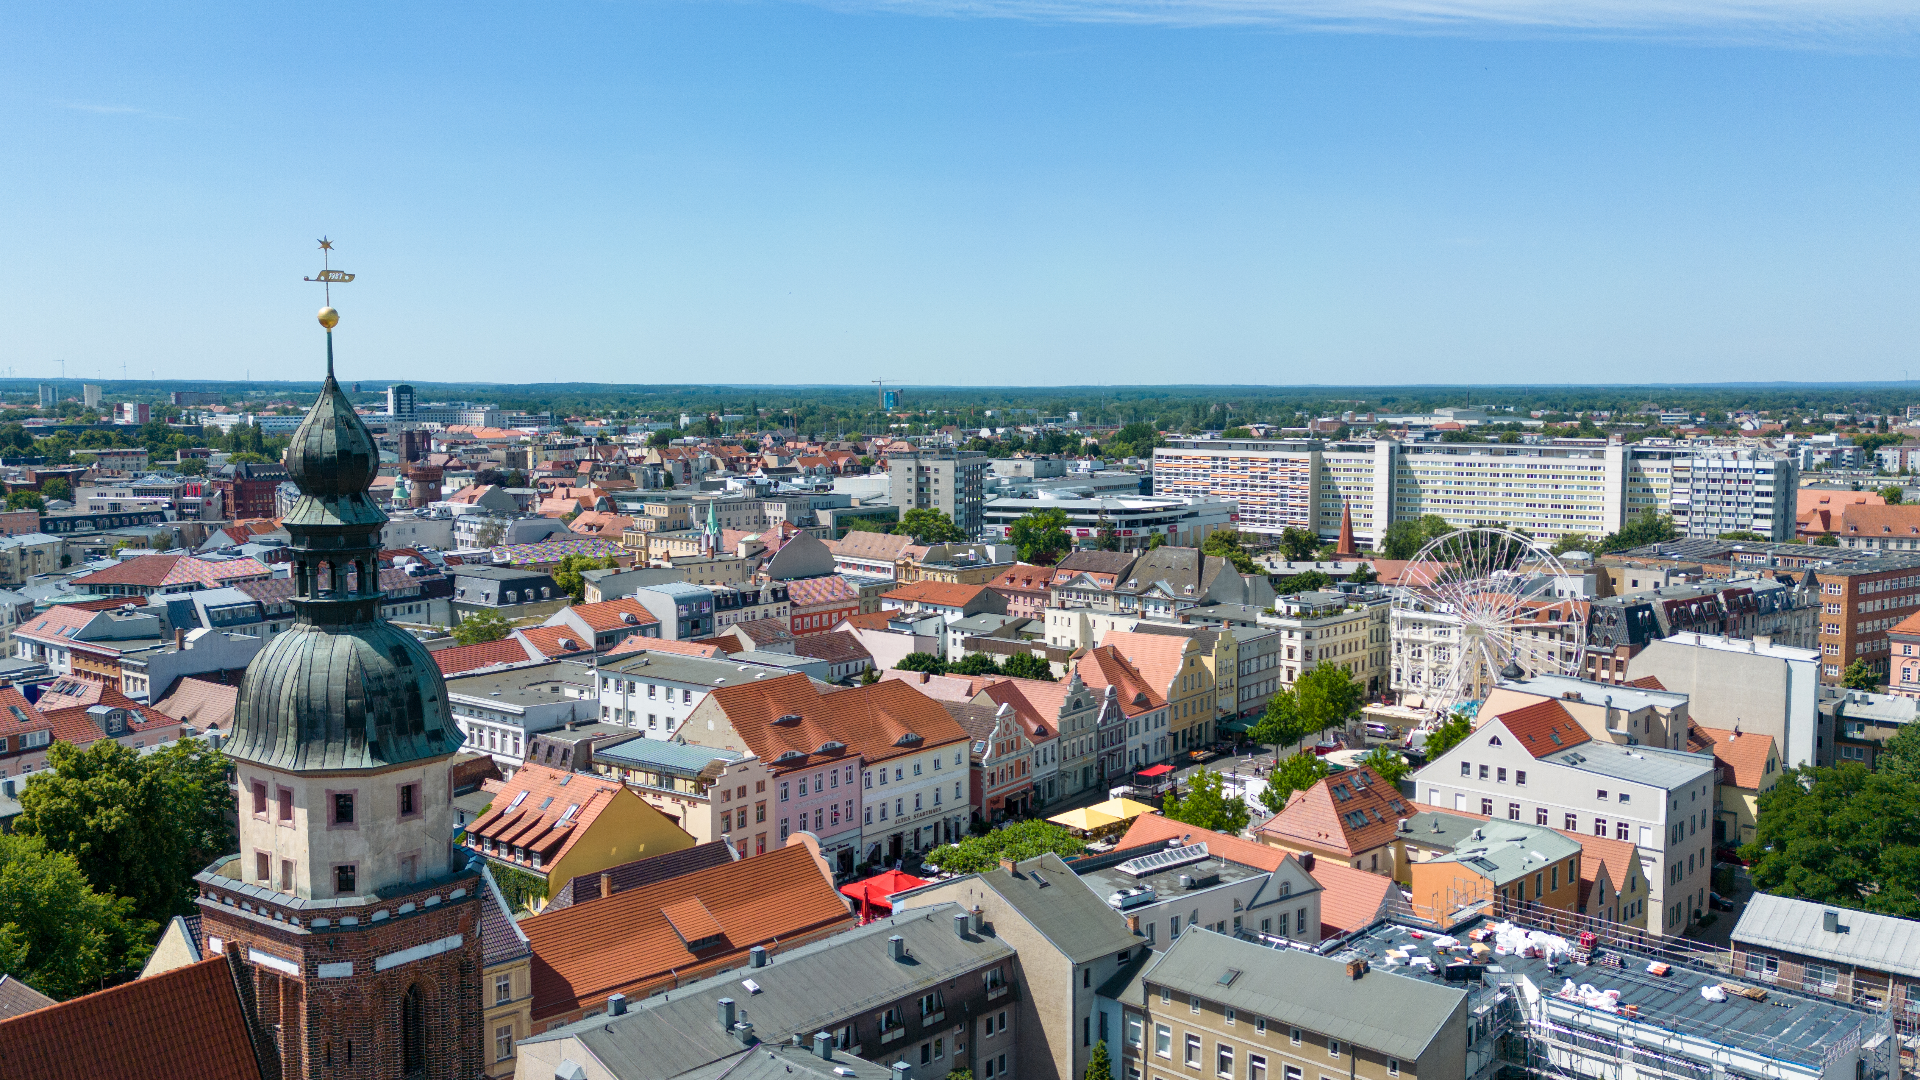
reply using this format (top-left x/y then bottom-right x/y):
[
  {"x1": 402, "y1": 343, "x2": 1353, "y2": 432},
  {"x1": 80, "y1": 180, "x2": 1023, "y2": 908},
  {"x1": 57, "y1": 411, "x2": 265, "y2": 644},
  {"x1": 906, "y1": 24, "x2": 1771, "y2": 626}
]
[
  {"x1": 596, "y1": 737, "x2": 741, "y2": 774},
  {"x1": 596, "y1": 651, "x2": 791, "y2": 688},
  {"x1": 1422, "y1": 822, "x2": 1582, "y2": 888},
  {"x1": 1145, "y1": 928, "x2": 1465, "y2": 1062},
  {"x1": 1542, "y1": 740, "x2": 1715, "y2": 791},
  {"x1": 1499, "y1": 674, "x2": 1687, "y2": 711},
  {"x1": 979, "y1": 853, "x2": 1142, "y2": 965},
  {"x1": 525, "y1": 903, "x2": 1015, "y2": 1080},
  {"x1": 1732, "y1": 893, "x2": 1920, "y2": 979}
]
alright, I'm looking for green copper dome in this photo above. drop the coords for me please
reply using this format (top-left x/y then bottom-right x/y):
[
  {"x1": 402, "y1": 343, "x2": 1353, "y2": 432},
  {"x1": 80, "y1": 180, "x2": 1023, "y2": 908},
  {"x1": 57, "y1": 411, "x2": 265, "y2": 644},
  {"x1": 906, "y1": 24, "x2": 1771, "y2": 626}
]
[{"x1": 227, "y1": 333, "x2": 459, "y2": 773}]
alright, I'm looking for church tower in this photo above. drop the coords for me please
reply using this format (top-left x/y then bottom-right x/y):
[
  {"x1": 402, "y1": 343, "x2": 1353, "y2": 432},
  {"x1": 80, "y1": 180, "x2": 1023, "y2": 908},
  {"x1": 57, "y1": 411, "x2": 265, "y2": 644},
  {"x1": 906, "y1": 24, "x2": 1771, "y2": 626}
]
[{"x1": 198, "y1": 252, "x2": 483, "y2": 1080}]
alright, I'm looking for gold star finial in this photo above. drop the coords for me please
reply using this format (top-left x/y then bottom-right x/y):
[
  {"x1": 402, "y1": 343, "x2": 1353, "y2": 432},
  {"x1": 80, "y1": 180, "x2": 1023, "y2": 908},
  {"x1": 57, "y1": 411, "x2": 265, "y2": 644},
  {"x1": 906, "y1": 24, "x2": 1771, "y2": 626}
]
[{"x1": 317, "y1": 237, "x2": 334, "y2": 252}]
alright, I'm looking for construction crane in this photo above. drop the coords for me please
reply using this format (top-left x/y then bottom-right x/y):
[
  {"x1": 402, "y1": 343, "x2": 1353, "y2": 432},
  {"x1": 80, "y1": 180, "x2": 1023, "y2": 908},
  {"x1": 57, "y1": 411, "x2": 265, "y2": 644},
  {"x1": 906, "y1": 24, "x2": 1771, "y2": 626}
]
[{"x1": 872, "y1": 380, "x2": 910, "y2": 412}]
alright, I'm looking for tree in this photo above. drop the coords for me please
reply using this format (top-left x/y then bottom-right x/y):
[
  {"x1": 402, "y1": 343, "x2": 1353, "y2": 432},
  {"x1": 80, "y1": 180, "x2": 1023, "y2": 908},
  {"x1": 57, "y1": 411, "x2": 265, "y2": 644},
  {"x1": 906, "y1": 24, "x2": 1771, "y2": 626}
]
[
  {"x1": 1842, "y1": 659, "x2": 1878, "y2": 691},
  {"x1": 1277, "y1": 527, "x2": 1318, "y2": 562},
  {"x1": 1249, "y1": 692, "x2": 1309, "y2": 760},
  {"x1": 1813, "y1": 534, "x2": 1841, "y2": 547},
  {"x1": 1220, "y1": 426, "x2": 1254, "y2": 439},
  {"x1": 1880, "y1": 486, "x2": 1906, "y2": 505},
  {"x1": 648, "y1": 429, "x2": 680, "y2": 448},
  {"x1": 453, "y1": 609, "x2": 511, "y2": 646},
  {"x1": 1347, "y1": 561, "x2": 1376, "y2": 584},
  {"x1": 38, "y1": 478, "x2": 70, "y2": 502},
  {"x1": 0, "y1": 834, "x2": 155, "y2": 1000},
  {"x1": 1159, "y1": 769, "x2": 1250, "y2": 835},
  {"x1": 1879, "y1": 721, "x2": 1920, "y2": 786},
  {"x1": 842, "y1": 516, "x2": 894, "y2": 535},
  {"x1": 1256, "y1": 752, "x2": 1329, "y2": 814},
  {"x1": 1379, "y1": 520, "x2": 1425, "y2": 560},
  {"x1": 1743, "y1": 763, "x2": 1920, "y2": 918},
  {"x1": 1202, "y1": 529, "x2": 1260, "y2": 575},
  {"x1": 1421, "y1": 712, "x2": 1473, "y2": 758},
  {"x1": 550, "y1": 553, "x2": 601, "y2": 603},
  {"x1": 1599, "y1": 509, "x2": 1678, "y2": 553},
  {"x1": 1359, "y1": 745, "x2": 1411, "y2": 786},
  {"x1": 1000, "y1": 652, "x2": 1056, "y2": 681},
  {"x1": 1549, "y1": 533, "x2": 1595, "y2": 556},
  {"x1": 895, "y1": 652, "x2": 947, "y2": 675},
  {"x1": 1274, "y1": 569, "x2": 1333, "y2": 594},
  {"x1": 1294, "y1": 663, "x2": 1363, "y2": 737},
  {"x1": 1083, "y1": 1044, "x2": 1113, "y2": 1080},
  {"x1": 898, "y1": 508, "x2": 968, "y2": 545},
  {"x1": 924, "y1": 820, "x2": 1086, "y2": 873},
  {"x1": 16, "y1": 739, "x2": 235, "y2": 926},
  {"x1": 5, "y1": 492, "x2": 44, "y2": 512},
  {"x1": 1105, "y1": 421, "x2": 1164, "y2": 459},
  {"x1": 1009, "y1": 508, "x2": 1072, "y2": 565},
  {"x1": 950, "y1": 653, "x2": 1002, "y2": 677}
]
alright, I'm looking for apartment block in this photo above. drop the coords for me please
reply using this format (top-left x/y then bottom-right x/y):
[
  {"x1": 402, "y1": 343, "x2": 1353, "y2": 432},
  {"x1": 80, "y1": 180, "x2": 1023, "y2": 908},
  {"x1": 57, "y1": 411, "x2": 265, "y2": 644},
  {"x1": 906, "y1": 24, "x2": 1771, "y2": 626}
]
[
  {"x1": 890, "y1": 449, "x2": 989, "y2": 537},
  {"x1": 1669, "y1": 450, "x2": 1798, "y2": 541}
]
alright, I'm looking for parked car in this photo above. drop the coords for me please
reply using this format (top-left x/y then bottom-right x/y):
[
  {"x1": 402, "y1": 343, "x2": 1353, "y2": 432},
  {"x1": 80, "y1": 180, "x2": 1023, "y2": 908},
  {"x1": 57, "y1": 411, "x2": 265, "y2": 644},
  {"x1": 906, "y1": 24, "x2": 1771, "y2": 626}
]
[
  {"x1": 1188, "y1": 749, "x2": 1221, "y2": 764},
  {"x1": 1710, "y1": 892, "x2": 1736, "y2": 912},
  {"x1": 1714, "y1": 845, "x2": 1750, "y2": 867},
  {"x1": 1365, "y1": 721, "x2": 1393, "y2": 740}
]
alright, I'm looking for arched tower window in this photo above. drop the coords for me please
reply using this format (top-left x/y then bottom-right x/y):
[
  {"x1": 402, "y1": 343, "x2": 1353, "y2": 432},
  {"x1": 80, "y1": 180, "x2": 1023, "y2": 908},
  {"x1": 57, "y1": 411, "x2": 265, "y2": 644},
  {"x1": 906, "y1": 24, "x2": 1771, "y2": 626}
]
[
  {"x1": 345, "y1": 561, "x2": 360, "y2": 595},
  {"x1": 315, "y1": 560, "x2": 333, "y2": 596},
  {"x1": 401, "y1": 983, "x2": 426, "y2": 1077}
]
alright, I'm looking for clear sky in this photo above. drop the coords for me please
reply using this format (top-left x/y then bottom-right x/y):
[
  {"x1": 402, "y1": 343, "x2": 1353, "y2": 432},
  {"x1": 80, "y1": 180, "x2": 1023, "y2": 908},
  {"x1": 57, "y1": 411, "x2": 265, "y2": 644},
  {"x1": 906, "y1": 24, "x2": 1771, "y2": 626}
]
[{"x1": 2, "y1": 2, "x2": 1915, "y2": 387}]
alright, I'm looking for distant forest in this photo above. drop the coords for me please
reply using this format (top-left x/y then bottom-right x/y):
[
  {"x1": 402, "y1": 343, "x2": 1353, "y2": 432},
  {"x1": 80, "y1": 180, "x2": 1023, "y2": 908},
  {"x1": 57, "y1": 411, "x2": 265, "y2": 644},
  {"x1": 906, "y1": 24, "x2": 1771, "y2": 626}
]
[{"x1": 3, "y1": 380, "x2": 1915, "y2": 440}]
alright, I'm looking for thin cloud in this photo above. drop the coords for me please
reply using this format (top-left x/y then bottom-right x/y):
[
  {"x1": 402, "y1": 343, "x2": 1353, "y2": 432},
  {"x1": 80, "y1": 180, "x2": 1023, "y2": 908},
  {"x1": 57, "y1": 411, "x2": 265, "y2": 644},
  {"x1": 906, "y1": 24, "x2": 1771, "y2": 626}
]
[
  {"x1": 803, "y1": 0, "x2": 1919, "y2": 46},
  {"x1": 57, "y1": 101, "x2": 181, "y2": 120}
]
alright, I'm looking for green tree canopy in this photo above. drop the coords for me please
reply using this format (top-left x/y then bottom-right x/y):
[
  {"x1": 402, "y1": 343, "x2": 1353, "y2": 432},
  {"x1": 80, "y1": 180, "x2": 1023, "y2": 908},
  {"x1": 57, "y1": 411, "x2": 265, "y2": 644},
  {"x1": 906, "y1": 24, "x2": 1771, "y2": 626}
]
[
  {"x1": 1347, "y1": 561, "x2": 1376, "y2": 584},
  {"x1": 453, "y1": 609, "x2": 512, "y2": 646},
  {"x1": 1274, "y1": 569, "x2": 1333, "y2": 594},
  {"x1": 16, "y1": 739, "x2": 235, "y2": 927},
  {"x1": 1104, "y1": 422, "x2": 1164, "y2": 459},
  {"x1": 1249, "y1": 693, "x2": 1309, "y2": 757},
  {"x1": 1009, "y1": 508, "x2": 1072, "y2": 565},
  {"x1": 924, "y1": 820, "x2": 1086, "y2": 873},
  {"x1": 1421, "y1": 712, "x2": 1473, "y2": 758},
  {"x1": 1841, "y1": 659, "x2": 1878, "y2": 691},
  {"x1": 1359, "y1": 745, "x2": 1411, "y2": 786},
  {"x1": 1085, "y1": 1043, "x2": 1113, "y2": 1080},
  {"x1": 896, "y1": 652, "x2": 947, "y2": 675},
  {"x1": 1000, "y1": 652, "x2": 1056, "y2": 681},
  {"x1": 950, "y1": 653, "x2": 1002, "y2": 677},
  {"x1": 1878, "y1": 722, "x2": 1920, "y2": 787},
  {"x1": 5, "y1": 492, "x2": 44, "y2": 512},
  {"x1": 1743, "y1": 763, "x2": 1920, "y2": 918},
  {"x1": 1717, "y1": 531, "x2": 1769, "y2": 543},
  {"x1": 1880, "y1": 486, "x2": 1906, "y2": 505},
  {"x1": 1256, "y1": 752, "x2": 1330, "y2": 814},
  {"x1": 1813, "y1": 534, "x2": 1841, "y2": 547},
  {"x1": 0, "y1": 834, "x2": 155, "y2": 1000},
  {"x1": 1219, "y1": 427, "x2": 1254, "y2": 439},
  {"x1": 1599, "y1": 509, "x2": 1678, "y2": 553},
  {"x1": 38, "y1": 477, "x2": 71, "y2": 502},
  {"x1": 1202, "y1": 529, "x2": 1260, "y2": 575},
  {"x1": 898, "y1": 508, "x2": 969, "y2": 545},
  {"x1": 1276, "y1": 527, "x2": 1318, "y2": 562},
  {"x1": 1549, "y1": 532, "x2": 1595, "y2": 556},
  {"x1": 549, "y1": 552, "x2": 617, "y2": 603},
  {"x1": 1160, "y1": 769, "x2": 1250, "y2": 835}
]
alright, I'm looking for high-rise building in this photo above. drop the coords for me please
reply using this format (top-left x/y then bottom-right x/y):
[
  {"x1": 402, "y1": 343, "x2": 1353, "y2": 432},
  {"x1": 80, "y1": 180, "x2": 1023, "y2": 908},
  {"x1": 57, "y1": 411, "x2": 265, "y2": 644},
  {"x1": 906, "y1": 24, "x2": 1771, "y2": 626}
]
[
  {"x1": 114, "y1": 402, "x2": 150, "y2": 425},
  {"x1": 170, "y1": 390, "x2": 223, "y2": 406},
  {"x1": 81, "y1": 384, "x2": 101, "y2": 410},
  {"x1": 386, "y1": 382, "x2": 416, "y2": 420},
  {"x1": 36, "y1": 385, "x2": 54, "y2": 410},
  {"x1": 888, "y1": 448, "x2": 988, "y2": 537},
  {"x1": 1668, "y1": 449, "x2": 1798, "y2": 541},
  {"x1": 202, "y1": 327, "x2": 482, "y2": 1079}
]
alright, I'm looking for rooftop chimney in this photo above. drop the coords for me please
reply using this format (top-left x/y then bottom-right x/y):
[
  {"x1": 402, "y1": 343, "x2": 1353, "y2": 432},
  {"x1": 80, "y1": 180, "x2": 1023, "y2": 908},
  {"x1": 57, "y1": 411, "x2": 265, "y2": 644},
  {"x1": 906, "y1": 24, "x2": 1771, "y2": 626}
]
[
  {"x1": 1299, "y1": 852, "x2": 1315, "y2": 872},
  {"x1": 954, "y1": 913, "x2": 970, "y2": 939},
  {"x1": 888, "y1": 935, "x2": 906, "y2": 961},
  {"x1": 1824, "y1": 910, "x2": 1841, "y2": 933},
  {"x1": 735, "y1": 1021, "x2": 756, "y2": 1046},
  {"x1": 719, "y1": 997, "x2": 737, "y2": 1032},
  {"x1": 608, "y1": 993, "x2": 627, "y2": 1016},
  {"x1": 600, "y1": 873, "x2": 613, "y2": 899},
  {"x1": 750, "y1": 945, "x2": 768, "y2": 968},
  {"x1": 969, "y1": 906, "x2": 984, "y2": 934},
  {"x1": 998, "y1": 857, "x2": 1017, "y2": 874},
  {"x1": 174, "y1": 627, "x2": 184, "y2": 651},
  {"x1": 814, "y1": 1033, "x2": 834, "y2": 1062}
]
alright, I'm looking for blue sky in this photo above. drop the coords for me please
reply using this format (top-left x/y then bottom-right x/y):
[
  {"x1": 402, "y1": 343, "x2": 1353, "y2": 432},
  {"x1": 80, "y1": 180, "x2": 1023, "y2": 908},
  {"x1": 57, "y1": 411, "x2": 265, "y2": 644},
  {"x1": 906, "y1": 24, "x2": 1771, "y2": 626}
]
[{"x1": 2, "y1": 2, "x2": 1915, "y2": 387}]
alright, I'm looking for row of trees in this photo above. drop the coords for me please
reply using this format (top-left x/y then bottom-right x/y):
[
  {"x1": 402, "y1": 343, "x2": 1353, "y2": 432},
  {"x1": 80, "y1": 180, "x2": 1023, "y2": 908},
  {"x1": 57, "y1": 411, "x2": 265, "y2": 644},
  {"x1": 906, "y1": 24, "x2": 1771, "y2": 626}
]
[
  {"x1": 895, "y1": 651, "x2": 1056, "y2": 682},
  {"x1": 843, "y1": 508, "x2": 970, "y2": 545}
]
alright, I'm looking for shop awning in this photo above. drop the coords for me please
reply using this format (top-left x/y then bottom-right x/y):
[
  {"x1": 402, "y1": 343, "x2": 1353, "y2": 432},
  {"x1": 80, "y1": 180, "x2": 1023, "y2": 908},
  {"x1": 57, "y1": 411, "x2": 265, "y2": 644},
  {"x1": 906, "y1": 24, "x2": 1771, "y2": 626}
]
[
  {"x1": 1136, "y1": 764, "x2": 1175, "y2": 778},
  {"x1": 840, "y1": 869, "x2": 931, "y2": 922}
]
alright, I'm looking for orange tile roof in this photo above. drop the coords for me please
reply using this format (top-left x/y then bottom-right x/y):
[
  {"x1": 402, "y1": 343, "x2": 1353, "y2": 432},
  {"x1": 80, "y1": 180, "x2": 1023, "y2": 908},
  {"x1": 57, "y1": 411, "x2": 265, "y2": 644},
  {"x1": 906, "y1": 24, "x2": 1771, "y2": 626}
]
[
  {"x1": 1256, "y1": 766, "x2": 1411, "y2": 858},
  {"x1": 516, "y1": 625, "x2": 597, "y2": 659},
  {"x1": 1841, "y1": 503, "x2": 1920, "y2": 536},
  {"x1": 1689, "y1": 724, "x2": 1777, "y2": 790},
  {"x1": 1488, "y1": 698, "x2": 1591, "y2": 758},
  {"x1": 520, "y1": 841, "x2": 853, "y2": 1020},
  {"x1": 706, "y1": 673, "x2": 969, "y2": 771},
  {"x1": 1621, "y1": 675, "x2": 1666, "y2": 691},
  {"x1": 1115, "y1": 814, "x2": 1285, "y2": 870},
  {"x1": 1097, "y1": 630, "x2": 1191, "y2": 696},
  {"x1": 0, "y1": 954, "x2": 267, "y2": 1080},
  {"x1": 466, "y1": 764, "x2": 654, "y2": 873},
  {"x1": 565, "y1": 598, "x2": 660, "y2": 633},
  {"x1": 972, "y1": 676, "x2": 1073, "y2": 739},
  {"x1": 990, "y1": 563, "x2": 1053, "y2": 593},
  {"x1": 1797, "y1": 489, "x2": 1885, "y2": 515},
  {"x1": 838, "y1": 610, "x2": 896, "y2": 631},
  {"x1": 153, "y1": 677, "x2": 239, "y2": 732},
  {"x1": 568, "y1": 511, "x2": 635, "y2": 536},
  {"x1": 882, "y1": 581, "x2": 993, "y2": 608},
  {"x1": 1893, "y1": 611, "x2": 1920, "y2": 638},
  {"x1": 434, "y1": 637, "x2": 536, "y2": 674},
  {"x1": 1073, "y1": 645, "x2": 1165, "y2": 717},
  {"x1": 1307, "y1": 858, "x2": 1397, "y2": 938},
  {"x1": 878, "y1": 670, "x2": 996, "y2": 703},
  {"x1": 606, "y1": 636, "x2": 725, "y2": 659}
]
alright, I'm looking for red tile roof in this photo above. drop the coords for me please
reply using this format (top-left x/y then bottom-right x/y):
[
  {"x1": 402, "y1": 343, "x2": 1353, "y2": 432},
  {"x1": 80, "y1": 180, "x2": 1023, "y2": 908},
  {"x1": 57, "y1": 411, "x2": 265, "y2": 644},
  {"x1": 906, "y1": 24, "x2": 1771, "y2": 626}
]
[
  {"x1": 521, "y1": 841, "x2": 853, "y2": 1020},
  {"x1": 564, "y1": 599, "x2": 659, "y2": 633},
  {"x1": 1308, "y1": 858, "x2": 1397, "y2": 938},
  {"x1": 883, "y1": 581, "x2": 994, "y2": 608},
  {"x1": 516, "y1": 626, "x2": 596, "y2": 660},
  {"x1": 1073, "y1": 645, "x2": 1165, "y2": 717},
  {"x1": 1256, "y1": 766, "x2": 1411, "y2": 858},
  {"x1": 606, "y1": 636, "x2": 724, "y2": 659},
  {"x1": 1689, "y1": 724, "x2": 1777, "y2": 790},
  {"x1": 973, "y1": 678, "x2": 1066, "y2": 739},
  {"x1": 466, "y1": 764, "x2": 664, "y2": 874},
  {"x1": 705, "y1": 673, "x2": 969, "y2": 771},
  {"x1": 1488, "y1": 698, "x2": 1591, "y2": 758},
  {"x1": 1623, "y1": 675, "x2": 1666, "y2": 691},
  {"x1": 70, "y1": 553, "x2": 269, "y2": 589},
  {"x1": 434, "y1": 637, "x2": 536, "y2": 674},
  {"x1": 0, "y1": 954, "x2": 267, "y2": 1080},
  {"x1": 1098, "y1": 630, "x2": 1192, "y2": 697},
  {"x1": 152, "y1": 677, "x2": 239, "y2": 733},
  {"x1": 790, "y1": 630, "x2": 873, "y2": 667}
]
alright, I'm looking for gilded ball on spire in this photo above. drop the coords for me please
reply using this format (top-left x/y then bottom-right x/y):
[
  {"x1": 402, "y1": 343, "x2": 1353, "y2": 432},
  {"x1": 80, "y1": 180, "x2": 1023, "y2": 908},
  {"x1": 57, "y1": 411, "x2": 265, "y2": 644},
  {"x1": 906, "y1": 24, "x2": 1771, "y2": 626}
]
[{"x1": 318, "y1": 306, "x2": 340, "y2": 329}]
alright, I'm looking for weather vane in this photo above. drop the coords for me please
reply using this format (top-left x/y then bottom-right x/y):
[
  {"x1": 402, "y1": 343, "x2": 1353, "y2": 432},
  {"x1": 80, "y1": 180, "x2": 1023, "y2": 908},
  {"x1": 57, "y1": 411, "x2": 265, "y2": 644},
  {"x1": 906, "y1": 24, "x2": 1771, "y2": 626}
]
[{"x1": 304, "y1": 237, "x2": 355, "y2": 330}]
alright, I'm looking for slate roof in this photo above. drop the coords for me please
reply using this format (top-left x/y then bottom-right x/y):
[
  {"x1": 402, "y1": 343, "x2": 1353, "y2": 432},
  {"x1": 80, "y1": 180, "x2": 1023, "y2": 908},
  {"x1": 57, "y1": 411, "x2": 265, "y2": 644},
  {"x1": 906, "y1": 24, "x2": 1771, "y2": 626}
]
[
  {"x1": 520, "y1": 841, "x2": 854, "y2": 1018},
  {"x1": 958, "y1": 852, "x2": 1138, "y2": 965},
  {"x1": 1257, "y1": 766, "x2": 1411, "y2": 857},
  {"x1": 705, "y1": 673, "x2": 969, "y2": 771},
  {"x1": 0, "y1": 976, "x2": 53, "y2": 1020},
  {"x1": 549, "y1": 840, "x2": 739, "y2": 910},
  {"x1": 1732, "y1": 893, "x2": 1920, "y2": 979},
  {"x1": 1145, "y1": 928, "x2": 1465, "y2": 1063},
  {"x1": 0, "y1": 954, "x2": 268, "y2": 1080},
  {"x1": 478, "y1": 862, "x2": 534, "y2": 967},
  {"x1": 790, "y1": 630, "x2": 872, "y2": 667}
]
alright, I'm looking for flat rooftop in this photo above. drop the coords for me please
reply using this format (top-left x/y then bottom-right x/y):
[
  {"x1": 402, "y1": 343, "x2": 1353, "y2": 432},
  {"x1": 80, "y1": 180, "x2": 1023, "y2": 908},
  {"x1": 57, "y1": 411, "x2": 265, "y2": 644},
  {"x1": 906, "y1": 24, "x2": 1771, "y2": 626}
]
[
  {"x1": 1542, "y1": 740, "x2": 1715, "y2": 790},
  {"x1": 1073, "y1": 841, "x2": 1279, "y2": 912},
  {"x1": 445, "y1": 665, "x2": 594, "y2": 705},
  {"x1": 1329, "y1": 915, "x2": 1882, "y2": 1069}
]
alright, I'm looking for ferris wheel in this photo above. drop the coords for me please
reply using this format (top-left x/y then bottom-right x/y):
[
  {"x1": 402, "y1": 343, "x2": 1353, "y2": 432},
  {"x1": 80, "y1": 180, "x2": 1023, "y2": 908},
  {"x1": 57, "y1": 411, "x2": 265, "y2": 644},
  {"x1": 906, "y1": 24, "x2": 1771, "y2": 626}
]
[{"x1": 1390, "y1": 527, "x2": 1587, "y2": 721}]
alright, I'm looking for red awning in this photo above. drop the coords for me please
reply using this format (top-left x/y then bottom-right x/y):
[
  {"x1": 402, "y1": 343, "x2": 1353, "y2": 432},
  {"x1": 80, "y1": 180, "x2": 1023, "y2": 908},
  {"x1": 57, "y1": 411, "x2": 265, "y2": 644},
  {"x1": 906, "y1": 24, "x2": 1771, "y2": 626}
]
[
  {"x1": 1136, "y1": 764, "x2": 1175, "y2": 778},
  {"x1": 838, "y1": 869, "x2": 931, "y2": 921}
]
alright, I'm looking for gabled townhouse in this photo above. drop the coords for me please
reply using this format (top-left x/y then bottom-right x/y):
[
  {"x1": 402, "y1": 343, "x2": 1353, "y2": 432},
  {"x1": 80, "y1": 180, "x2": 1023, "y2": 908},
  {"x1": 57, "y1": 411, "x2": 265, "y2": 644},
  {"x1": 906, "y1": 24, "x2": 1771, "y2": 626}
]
[
  {"x1": 461, "y1": 762, "x2": 696, "y2": 911},
  {"x1": 788, "y1": 574, "x2": 865, "y2": 636},
  {"x1": 824, "y1": 530, "x2": 921, "y2": 579},
  {"x1": 1255, "y1": 766, "x2": 1412, "y2": 877},
  {"x1": 0, "y1": 681, "x2": 184, "y2": 779},
  {"x1": 988, "y1": 562, "x2": 1054, "y2": 619},
  {"x1": 1410, "y1": 696, "x2": 1716, "y2": 935},
  {"x1": 882, "y1": 580, "x2": 1010, "y2": 631},
  {"x1": 1101, "y1": 629, "x2": 1217, "y2": 757},
  {"x1": 1395, "y1": 804, "x2": 1652, "y2": 930},
  {"x1": 974, "y1": 673, "x2": 1096, "y2": 801},
  {"x1": 944, "y1": 700, "x2": 1038, "y2": 823},
  {"x1": 675, "y1": 673, "x2": 971, "y2": 874},
  {"x1": 1135, "y1": 621, "x2": 1242, "y2": 741},
  {"x1": 540, "y1": 597, "x2": 662, "y2": 651},
  {"x1": 1686, "y1": 722, "x2": 1780, "y2": 848},
  {"x1": 1073, "y1": 644, "x2": 1170, "y2": 777},
  {"x1": 591, "y1": 738, "x2": 775, "y2": 855}
]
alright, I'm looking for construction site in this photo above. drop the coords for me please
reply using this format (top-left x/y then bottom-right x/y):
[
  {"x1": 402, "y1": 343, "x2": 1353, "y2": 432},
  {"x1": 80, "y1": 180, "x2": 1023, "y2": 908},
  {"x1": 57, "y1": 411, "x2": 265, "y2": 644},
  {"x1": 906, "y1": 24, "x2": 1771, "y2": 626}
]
[{"x1": 1298, "y1": 901, "x2": 1903, "y2": 1080}]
